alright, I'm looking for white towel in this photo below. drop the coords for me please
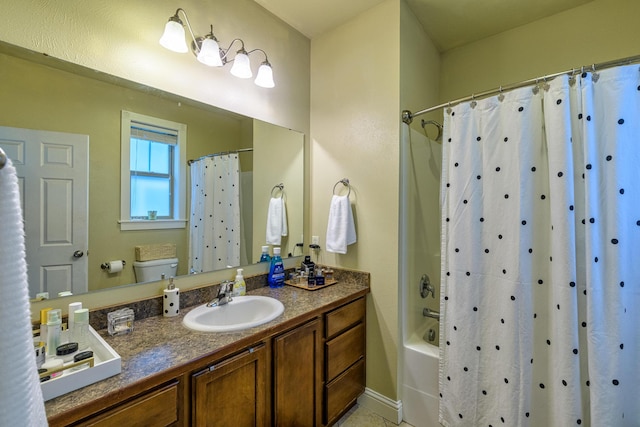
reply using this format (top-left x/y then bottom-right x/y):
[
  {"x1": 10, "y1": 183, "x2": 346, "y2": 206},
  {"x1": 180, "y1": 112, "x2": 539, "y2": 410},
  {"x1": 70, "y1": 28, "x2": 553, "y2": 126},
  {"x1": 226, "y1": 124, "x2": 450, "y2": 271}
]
[
  {"x1": 0, "y1": 158, "x2": 48, "y2": 426},
  {"x1": 266, "y1": 197, "x2": 288, "y2": 245},
  {"x1": 326, "y1": 194, "x2": 356, "y2": 254}
]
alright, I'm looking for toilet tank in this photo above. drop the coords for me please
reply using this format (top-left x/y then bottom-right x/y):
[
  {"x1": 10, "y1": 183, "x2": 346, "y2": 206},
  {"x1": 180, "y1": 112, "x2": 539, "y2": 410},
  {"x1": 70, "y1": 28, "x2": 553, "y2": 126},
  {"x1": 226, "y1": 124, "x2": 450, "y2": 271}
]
[{"x1": 133, "y1": 258, "x2": 178, "y2": 282}]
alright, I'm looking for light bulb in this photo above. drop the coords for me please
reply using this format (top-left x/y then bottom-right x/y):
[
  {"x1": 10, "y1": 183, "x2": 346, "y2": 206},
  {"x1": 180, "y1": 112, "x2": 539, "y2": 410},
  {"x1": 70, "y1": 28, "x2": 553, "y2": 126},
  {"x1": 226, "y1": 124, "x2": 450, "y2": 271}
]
[
  {"x1": 230, "y1": 51, "x2": 252, "y2": 79},
  {"x1": 197, "y1": 38, "x2": 223, "y2": 67},
  {"x1": 255, "y1": 62, "x2": 275, "y2": 88},
  {"x1": 159, "y1": 19, "x2": 188, "y2": 53}
]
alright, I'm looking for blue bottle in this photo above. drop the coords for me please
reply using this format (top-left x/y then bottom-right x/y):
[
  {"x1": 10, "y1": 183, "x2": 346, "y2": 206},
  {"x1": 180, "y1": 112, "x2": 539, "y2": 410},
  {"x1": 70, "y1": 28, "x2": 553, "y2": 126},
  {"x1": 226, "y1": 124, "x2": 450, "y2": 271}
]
[
  {"x1": 259, "y1": 245, "x2": 271, "y2": 263},
  {"x1": 268, "y1": 247, "x2": 285, "y2": 288}
]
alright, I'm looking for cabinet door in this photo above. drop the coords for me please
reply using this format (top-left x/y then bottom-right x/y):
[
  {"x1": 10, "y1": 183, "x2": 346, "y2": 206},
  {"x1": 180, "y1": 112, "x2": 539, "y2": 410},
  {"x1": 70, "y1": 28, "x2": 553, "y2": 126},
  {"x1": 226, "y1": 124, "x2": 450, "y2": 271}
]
[
  {"x1": 192, "y1": 343, "x2": 267, "y2": 427},
  {"x1": 273, "y1": 318, "x2": 322, "y2": 427}
]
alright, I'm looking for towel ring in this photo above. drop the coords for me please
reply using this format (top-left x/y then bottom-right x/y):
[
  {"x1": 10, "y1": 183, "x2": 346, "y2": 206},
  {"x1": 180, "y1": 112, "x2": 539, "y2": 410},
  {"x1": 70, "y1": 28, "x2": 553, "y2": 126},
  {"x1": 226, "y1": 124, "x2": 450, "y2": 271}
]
[
  {"x1": 332, "y1": 178, "x2": 351, "y2": 197},
  {"x1": 271, "y1": 183, "x2": 284, "y2": 198}
]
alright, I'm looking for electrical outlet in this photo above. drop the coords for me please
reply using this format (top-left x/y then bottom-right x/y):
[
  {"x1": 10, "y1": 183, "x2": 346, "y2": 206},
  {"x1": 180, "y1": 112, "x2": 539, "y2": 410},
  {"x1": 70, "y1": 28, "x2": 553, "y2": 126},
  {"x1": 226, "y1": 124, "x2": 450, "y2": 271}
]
[{"x1": 312, "y1": 235, "x2": 319, "y2": 245}]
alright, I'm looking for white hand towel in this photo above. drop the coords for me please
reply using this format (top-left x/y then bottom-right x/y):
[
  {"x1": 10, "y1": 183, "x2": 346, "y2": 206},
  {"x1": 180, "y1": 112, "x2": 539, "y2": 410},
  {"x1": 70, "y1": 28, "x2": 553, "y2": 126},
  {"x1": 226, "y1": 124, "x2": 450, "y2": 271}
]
[
  {"x1": 266, "y1": 197, "x2": 288, "y2": 245},
  {"x1": 326, "y1": 194, "x2": 356, "y2": 254},
  {"x1": 0, "y1": 158, "x2": 48, "y2": 426}
]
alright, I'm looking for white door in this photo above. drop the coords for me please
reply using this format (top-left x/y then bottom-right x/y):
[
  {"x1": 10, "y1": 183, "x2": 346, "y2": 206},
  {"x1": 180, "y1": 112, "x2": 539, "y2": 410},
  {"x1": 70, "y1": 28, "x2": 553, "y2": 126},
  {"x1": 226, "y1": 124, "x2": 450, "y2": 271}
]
[{"x1": 0, "y1": 126, "x2": 89, "y2": 298}]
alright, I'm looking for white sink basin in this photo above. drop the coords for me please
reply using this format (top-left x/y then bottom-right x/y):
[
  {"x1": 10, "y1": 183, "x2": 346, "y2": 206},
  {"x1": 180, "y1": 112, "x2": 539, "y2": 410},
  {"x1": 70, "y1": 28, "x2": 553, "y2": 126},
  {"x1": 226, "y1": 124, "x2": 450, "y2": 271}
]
[{"x1": 183, "y1": 296, "x2": 284, "y2": 332}]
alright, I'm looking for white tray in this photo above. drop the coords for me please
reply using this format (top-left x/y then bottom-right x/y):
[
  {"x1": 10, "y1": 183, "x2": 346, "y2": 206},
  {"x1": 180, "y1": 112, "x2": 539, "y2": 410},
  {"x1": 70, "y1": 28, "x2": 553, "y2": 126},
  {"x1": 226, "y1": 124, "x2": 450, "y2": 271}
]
[{"x1": 38, "y1": 326, "x2": 122, "y2": 401}]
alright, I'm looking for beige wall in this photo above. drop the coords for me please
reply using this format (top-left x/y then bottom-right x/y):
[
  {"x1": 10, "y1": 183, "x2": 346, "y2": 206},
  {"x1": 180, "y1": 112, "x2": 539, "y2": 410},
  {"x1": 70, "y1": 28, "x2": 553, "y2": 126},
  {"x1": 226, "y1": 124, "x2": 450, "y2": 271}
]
[
  {"x1": 310, "y1": 0, "x2": 401, "y2": 400},
  {"x1": 440, "y1": 0, "x2": 640, "y2": 102}
]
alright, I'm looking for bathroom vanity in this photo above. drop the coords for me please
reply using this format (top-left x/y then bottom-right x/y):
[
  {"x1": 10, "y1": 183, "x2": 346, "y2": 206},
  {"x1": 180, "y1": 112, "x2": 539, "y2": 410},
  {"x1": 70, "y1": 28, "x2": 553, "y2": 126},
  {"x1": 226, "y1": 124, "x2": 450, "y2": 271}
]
[{"x1": 45, "y1": 271, "x2": 369, "y2": 426}]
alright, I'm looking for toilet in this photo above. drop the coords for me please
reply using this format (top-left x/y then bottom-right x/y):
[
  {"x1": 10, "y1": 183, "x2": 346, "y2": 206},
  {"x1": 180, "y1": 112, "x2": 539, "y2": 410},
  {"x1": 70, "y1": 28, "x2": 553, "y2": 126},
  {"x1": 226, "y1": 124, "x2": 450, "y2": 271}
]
[{"x1": 133, "y1": 258, "x2": 178, "y2": 282}]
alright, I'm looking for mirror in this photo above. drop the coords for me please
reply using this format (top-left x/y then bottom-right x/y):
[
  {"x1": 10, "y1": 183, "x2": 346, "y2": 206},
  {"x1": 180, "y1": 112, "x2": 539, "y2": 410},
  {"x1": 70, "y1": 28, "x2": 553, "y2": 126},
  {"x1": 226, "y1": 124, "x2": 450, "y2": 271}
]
[{"x1": 0, "y1": 42, "x2": 305, "y2": 299}]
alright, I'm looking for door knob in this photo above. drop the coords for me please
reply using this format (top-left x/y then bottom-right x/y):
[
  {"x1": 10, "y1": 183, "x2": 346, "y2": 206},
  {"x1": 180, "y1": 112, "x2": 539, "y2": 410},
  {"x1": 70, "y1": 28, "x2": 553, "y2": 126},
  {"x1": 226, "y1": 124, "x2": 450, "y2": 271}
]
[{"x1": 73, "y1": 250, "x2": 84, "y2": 258}]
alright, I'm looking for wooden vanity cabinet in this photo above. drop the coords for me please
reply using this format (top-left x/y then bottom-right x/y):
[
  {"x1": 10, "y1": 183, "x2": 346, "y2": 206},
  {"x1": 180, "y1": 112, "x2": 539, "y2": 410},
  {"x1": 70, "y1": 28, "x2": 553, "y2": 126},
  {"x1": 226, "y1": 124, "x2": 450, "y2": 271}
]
[
  {"x1": 323, "y1": 297, "x2": 366, "y2": 426},
  {"x1": 49, "y1": 293, "x2": 368, "y2": 427},
  {"x1": 273, "y1": 318, "x2": 323, "y2": 426},
  {"x1": 191, "y1": 342, "x2": 268, "y2": 427}
]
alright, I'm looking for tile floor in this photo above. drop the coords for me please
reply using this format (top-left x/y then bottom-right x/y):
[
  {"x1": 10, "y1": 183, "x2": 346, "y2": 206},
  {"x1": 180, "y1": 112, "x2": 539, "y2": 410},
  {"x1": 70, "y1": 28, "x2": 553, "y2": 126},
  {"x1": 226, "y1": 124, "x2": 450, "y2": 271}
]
[{"x1": 336, "y1": 404, "x2": 415, "y2": 427}]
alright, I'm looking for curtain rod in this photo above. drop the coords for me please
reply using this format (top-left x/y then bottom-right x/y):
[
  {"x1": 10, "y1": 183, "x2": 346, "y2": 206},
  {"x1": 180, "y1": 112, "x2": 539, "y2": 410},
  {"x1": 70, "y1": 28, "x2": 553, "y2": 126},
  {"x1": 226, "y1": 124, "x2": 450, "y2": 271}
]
[
  {"x1": 402, "y1": 53, "x2": 640, "y2": 125},
  {"x1": 188, "y1": 147, "x2": 253, "y2": 165}
]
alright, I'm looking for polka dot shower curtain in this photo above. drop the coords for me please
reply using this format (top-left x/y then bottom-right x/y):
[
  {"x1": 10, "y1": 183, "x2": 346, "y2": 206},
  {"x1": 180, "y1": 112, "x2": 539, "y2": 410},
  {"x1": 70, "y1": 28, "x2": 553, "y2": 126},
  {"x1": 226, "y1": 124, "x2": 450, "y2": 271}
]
[
  {"x1": 439, "y1": 65, "x2": 640, "y2": 426},
  {"x1": 189, "y1": 154, "x2": 241, "y2": 272}
]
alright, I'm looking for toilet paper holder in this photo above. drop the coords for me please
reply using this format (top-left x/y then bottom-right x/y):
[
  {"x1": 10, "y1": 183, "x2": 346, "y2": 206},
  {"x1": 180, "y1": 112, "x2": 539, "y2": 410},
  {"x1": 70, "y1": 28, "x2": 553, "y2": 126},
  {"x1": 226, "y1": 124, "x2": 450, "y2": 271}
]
[{"x1": 101, "y1": 260, "x2": 126, "y2": 270}]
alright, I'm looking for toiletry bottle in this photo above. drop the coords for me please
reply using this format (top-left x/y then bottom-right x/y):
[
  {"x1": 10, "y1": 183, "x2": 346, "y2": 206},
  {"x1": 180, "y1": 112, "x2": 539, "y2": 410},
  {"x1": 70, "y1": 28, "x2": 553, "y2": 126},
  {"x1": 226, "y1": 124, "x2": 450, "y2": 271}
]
[
  {"x1": 72, "y1": 308, "x2": 90, "y2": 350},
  {"x1": 67, "y1": 302, "x2": 82, "y2": 340},
  {"x1": 163, "y1": 277, "x2": 180, "y2": 317},
  {"x1": 39, "y1": 308, "x2": 52, "y2": 348},
  {"x1": 234, "y1": 268, "x2": 246, "y2": 296},
  {"x1": 46, "y1": 309, "x2": 62, "y2": 359},
  {"x1": 259, "y1": 245, "x2": 271, "y2": 263},
  {"x1": 268, "y1": 247, "x2": 285, "y2": 288}
]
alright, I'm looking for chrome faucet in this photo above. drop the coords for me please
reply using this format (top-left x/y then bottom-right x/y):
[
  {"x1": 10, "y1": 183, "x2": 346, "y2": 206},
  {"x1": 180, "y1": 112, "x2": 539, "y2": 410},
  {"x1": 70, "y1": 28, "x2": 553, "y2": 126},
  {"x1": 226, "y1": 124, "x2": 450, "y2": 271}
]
[
  {"x1": 423, "y1": 308, "x2": 440, "y2": 320},
  {"x1": 420, "y1": 274, "x2": 435, "y2": 298},
  {"x1": 207, "y1": 280, "x2": 234, "y2": 307}
]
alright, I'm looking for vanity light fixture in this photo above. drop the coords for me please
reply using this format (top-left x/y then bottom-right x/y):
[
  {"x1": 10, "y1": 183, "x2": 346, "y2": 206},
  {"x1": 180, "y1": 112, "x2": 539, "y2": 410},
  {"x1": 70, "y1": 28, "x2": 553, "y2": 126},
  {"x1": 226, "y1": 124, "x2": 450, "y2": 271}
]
[{"x1": 159, "y1": 8, "x2": 275, "y2": 88}]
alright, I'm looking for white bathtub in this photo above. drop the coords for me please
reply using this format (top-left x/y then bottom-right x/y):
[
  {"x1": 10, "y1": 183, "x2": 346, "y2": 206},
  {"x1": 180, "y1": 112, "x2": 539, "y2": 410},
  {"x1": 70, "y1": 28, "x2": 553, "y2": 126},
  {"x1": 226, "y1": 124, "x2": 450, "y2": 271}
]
[{"x1": 402, "y1": 321, "x2": 440, "y2": 427}]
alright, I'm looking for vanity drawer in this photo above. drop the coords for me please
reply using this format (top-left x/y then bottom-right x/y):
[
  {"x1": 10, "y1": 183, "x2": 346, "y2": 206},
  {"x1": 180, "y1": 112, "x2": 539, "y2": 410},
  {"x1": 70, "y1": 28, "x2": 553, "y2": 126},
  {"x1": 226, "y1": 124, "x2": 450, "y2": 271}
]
[
  {"x1": 324, "y1": 358, "x2": 366, "y2": 425},
  {"x1": 325, "y1": 322, "x2": 365, "y2": 382},
  {"x1": 325, "y1": 297, "x2": 365, "y2": 339},
  {"x1": 78, "y1": 380, "x2": 179, "y2": 426}
]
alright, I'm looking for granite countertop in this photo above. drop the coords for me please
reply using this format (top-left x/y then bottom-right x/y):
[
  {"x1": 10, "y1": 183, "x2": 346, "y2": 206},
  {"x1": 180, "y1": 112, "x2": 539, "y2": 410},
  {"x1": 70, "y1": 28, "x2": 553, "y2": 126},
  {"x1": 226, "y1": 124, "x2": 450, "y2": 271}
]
[{"x1": 45, "y1": 274, "x2": 369, "y2": 421}]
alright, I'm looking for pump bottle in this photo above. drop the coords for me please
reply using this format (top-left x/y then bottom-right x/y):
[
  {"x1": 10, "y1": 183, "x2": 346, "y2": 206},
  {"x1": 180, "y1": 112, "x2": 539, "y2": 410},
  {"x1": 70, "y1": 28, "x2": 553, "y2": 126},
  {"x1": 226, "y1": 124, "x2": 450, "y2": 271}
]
[{"x1": 234, "y1": 268, "x2": 246, "y2": 296}]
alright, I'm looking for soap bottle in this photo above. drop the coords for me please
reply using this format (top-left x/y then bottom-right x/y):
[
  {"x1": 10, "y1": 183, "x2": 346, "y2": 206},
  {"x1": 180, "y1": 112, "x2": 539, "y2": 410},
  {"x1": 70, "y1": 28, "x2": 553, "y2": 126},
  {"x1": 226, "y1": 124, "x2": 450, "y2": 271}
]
[
  {"x1": 268, "y1": 247, "x2": 285, "y2": 288},
  {"x1": 163, "y1": 277, "x2": 180, "y2": 317},
  {"x1": 46, "y1": 309, "x2": 62, "y2": 359},
  {"x1": 259, "y1": 245, "x2": 271, "y2": 263},
  {"x1": 234, "y1": 268, "x2": 246, "y2": 296}
]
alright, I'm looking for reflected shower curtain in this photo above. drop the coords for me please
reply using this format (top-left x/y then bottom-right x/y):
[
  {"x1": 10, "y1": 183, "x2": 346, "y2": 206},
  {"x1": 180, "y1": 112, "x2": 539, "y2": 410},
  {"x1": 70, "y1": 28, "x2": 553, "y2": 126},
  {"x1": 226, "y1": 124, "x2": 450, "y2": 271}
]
[
  {"x1": 440, "y1": 65, "x2": 640, "y2": 426},
  {"x1": 189, "y1": 154, "x2": 240, "y2": 272}
]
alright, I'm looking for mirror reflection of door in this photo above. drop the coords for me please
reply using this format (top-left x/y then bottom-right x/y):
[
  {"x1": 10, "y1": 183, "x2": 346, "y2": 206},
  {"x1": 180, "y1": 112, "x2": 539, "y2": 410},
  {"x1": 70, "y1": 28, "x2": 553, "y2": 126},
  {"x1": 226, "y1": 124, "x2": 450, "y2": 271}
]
[{"x1": 0, "y1": 126, "x2": 88, "y2": 298}]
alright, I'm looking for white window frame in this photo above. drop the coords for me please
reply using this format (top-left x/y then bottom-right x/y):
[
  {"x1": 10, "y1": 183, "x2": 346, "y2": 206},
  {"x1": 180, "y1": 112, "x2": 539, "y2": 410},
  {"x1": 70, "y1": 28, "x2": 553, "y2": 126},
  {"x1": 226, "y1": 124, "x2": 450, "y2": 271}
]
[{"x1": 119, "y1": 110, "x2": 187, "y2": 231}]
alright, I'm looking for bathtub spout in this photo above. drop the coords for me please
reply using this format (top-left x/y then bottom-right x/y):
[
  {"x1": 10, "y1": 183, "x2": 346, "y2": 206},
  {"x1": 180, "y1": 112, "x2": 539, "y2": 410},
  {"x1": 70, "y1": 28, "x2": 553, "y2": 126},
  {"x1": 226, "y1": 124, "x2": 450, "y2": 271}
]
[{"x1": 423, "y1": 308, "x2": 440, "y2": 320}]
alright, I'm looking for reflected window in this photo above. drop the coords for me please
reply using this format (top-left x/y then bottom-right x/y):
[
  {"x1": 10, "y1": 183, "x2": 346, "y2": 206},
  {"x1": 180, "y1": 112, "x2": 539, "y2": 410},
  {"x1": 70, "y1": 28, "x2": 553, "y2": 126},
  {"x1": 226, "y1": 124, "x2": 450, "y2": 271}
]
[
  {"x1": 120, "y1": 111, "x2": 187, "y2": 230},
  {"x1": 130, "y1": 131, "x2": 174, "y2": 219}
]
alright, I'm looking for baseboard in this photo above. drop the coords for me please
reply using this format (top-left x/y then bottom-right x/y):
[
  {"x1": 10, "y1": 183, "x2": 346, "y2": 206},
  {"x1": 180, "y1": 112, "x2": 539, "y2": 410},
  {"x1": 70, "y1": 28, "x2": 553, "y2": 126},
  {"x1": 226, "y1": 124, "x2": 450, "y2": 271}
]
[{"x1": 357, "y1": 387, "x2": 403, "y2": 425}]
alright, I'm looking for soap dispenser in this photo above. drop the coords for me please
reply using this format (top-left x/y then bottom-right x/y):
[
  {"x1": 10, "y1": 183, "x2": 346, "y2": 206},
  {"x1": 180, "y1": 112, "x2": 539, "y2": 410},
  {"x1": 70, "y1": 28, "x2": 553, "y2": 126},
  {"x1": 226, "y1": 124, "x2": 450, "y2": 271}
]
[
  {"x1": 163, "y1": 277, "x2": 180, "y2": 317},
  {"x1": 234, "y1": 268, "x2": 246, "y2": 296}
]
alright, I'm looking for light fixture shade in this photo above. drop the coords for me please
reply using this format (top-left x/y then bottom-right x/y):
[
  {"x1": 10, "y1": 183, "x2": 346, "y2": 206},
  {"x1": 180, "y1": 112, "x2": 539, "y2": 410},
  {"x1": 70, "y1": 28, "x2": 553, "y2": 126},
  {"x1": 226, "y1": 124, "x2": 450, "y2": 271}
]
[
  {"x1": 159, "y1": 20, "x2": 188, "y2": 53},
  {"x1": 255, "y1": 63, "x2": 275, "y2": 88},
  {"x1": 230, "y1": 52, "x2": 252, "y2": 79},
  {"x1": 197, "y1": 38, "x2": 223, "y2": 67}
]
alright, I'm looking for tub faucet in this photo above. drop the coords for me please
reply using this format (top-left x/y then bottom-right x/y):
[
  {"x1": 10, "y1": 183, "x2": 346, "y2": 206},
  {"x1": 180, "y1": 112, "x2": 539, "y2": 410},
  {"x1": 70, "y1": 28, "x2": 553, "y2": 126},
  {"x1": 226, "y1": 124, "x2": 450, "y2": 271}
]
[
  {"x1": 423, "y1": 308, "x2": 440, "y2": 320},
  {"x1": 207, "y1": 280, "x2": 234, "y2": 307}
]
